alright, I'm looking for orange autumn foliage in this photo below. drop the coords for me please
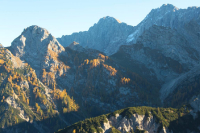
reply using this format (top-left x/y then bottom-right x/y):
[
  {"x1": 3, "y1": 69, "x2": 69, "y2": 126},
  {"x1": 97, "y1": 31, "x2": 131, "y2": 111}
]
[
  {"x1": 103, "y1": 64, "x2": 117, "y2": 76},
  {"x1": 121, "y1": 77, "x2": 131, "y2": 84},
  {"x1": 90, "y1": 59, "x2": 100, "y2": 67},
  {"x1": 0, "y1": 59, "x2": 4, "y2": 64}
]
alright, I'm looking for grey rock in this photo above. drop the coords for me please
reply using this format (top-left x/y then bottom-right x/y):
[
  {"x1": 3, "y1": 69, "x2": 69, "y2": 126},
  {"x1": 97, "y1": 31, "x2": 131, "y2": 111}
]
[
  {"x1": 127, "y1": 4, "x2": 200, "y2": 44},
  {"x1": 68, "y1": 41, "x2": 84, "y2": 52},
  {"x1": 57, "y1": 4, "x2": 200, "y2": 57},
  {"x1": 57, "y1": 16, "x2": 135, "y2": 55},
  {"x1": 113, "y1": 21, "x2": 200, "y2": 100},
  {"x1": 101, "y1": 113, "x2": 171, "y2": 133},
  {"x1": 10, "y1": 25, "x2": 65, "y2": 78}
]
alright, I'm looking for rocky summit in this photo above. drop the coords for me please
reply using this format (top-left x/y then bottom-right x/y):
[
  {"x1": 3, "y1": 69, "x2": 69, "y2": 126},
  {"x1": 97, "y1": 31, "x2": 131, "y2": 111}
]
[
  {"x1": 10, "y1": 26, "x2": 69, "y2": 90},
  {"x1": 11, "y1": 25, "x2": 65, "y2": 73}
]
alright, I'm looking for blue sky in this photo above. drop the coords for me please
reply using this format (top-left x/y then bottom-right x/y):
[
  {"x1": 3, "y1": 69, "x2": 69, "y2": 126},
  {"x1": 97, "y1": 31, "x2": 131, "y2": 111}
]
[{"x1": 0, "y1": 0, "x2": 200, "y2": 47}]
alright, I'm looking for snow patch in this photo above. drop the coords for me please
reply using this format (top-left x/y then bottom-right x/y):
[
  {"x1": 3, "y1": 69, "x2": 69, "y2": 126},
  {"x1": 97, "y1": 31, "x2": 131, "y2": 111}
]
[{"x1": 126, "y1": 30, "x2": 139, "y2": 43}]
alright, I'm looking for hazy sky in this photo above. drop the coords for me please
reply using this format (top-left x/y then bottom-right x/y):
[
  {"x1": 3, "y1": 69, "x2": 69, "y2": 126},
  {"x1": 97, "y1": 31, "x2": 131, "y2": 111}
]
[{"x1": 0, "y1": 0, "x2": 200, "y2": 47}]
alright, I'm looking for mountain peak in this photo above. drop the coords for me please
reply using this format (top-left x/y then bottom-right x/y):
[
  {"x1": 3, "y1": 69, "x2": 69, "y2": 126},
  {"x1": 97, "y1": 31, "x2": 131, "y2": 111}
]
[
  {"x1": 98, "y1": 16, "x2": 121, "y2": 24},
  {"x1": 11, "y1": 25, "x2": 64, "y2": 60},
  {"x1": 22, "y1": 25, "x2": 50, "y2": 37},
  {"x1": 24, "y1": 25, "x2": 47, "y2": 31},
  {"x1": 160, "y1": 4, "x2": 179, "y2": 10}
]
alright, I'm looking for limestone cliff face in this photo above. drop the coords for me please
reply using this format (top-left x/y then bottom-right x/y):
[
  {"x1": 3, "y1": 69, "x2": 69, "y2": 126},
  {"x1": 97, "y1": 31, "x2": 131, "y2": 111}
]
[
  {"x1": 101, "y1": 114, "x2": 170, "y2": 133},
  {"x1": 64, "y1": 112, "x2": 171, "y2": 133},
  {"x1": 4, "y1": 49, "x2": 24, "y2": 68},
  {"x1": 57, "y1": 16, "x2": 135, "y2": 55},
  {"x1": 10, "y1": 25, "x2": 68, "y2": 88}
]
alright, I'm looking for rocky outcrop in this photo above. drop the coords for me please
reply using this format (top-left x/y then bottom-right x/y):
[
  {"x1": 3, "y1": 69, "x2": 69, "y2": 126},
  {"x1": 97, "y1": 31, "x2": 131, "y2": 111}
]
[
  {"x1": 57, "y1": 16, "x2": 135, "y2": 55},
  {"x1": 68, "y1": 41, "x2": 84, "y2": 52},
  {"x1": 4, "y1": 49, "x2": 24, "y2": 68},
  {"x1": 102, "y1": 113, "x2": 170, "y2": 133},
  {"x1": 6, "y1": 94, "x2": 29, "y2": 122}
]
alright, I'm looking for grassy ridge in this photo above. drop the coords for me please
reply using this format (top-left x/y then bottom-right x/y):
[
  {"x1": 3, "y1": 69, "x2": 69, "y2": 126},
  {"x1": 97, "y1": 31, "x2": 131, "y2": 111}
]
[{"x1": 56, "y1": 106, "x2": 195, "y2": 133}]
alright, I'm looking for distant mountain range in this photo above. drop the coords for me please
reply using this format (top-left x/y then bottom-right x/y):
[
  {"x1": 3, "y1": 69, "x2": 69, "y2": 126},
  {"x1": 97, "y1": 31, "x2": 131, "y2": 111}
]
[
  {"x1": 0, "y1": 3, "x2": 200, "y2": 133},
  {"x1": 57, "y1": 16, "x2": 134, "y2": 55},
  {"x1": 57, "y1": 4, "x2": 200, "y2": 56}
]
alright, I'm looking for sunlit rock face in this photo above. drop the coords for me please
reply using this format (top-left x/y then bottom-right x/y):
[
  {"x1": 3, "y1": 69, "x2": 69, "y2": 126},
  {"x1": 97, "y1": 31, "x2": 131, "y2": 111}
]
[
  {"x1": 11, "y1": 25, "x2": 64, "y2": 70},
  {"x1": 10, "y1": 25, "x2": 68, "y2": 89}
]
